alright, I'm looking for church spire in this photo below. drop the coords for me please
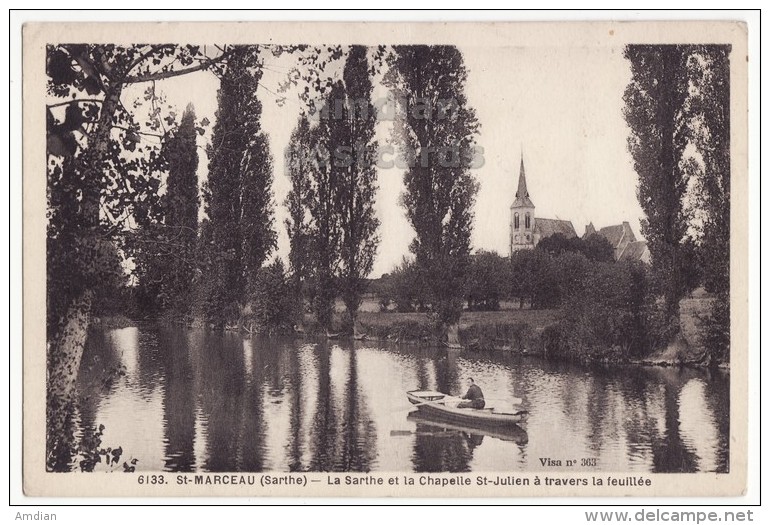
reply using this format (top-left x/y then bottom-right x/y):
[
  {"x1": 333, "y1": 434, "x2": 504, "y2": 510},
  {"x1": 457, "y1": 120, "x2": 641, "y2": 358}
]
[{"x1": 512, "y1": 152, "x2": 534, "y2": 208}]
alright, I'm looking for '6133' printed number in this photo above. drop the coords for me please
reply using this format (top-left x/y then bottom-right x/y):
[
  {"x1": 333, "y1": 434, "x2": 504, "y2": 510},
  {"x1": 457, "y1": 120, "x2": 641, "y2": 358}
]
[{"x1": 138, "y1": 475, "x2": 166, "y2": 485}]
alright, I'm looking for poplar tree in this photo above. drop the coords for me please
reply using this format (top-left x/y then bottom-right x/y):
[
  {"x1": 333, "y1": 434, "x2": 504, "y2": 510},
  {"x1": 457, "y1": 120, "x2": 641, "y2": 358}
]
[
  {"x1": 160, "y1": 104, "x2": 200, "y2": 319},
  {"x1": 285, "y1": 115, "x2": 315, "y2": 317},
  {"x1": 333, "y1": 46, "x2": 380, "y2": 332},
  {"x1": 205, "y1": 46, "x2": 276, "y2": 326},
  {"x1": 623, "y1": 45, "x2": 692, "y2": 330},
  {"x1": 385, "y1": 45, "x2": 480, "y2": 342},
  {"x1": 689, "y1": 45, "x2": 732, "y2": 363}
]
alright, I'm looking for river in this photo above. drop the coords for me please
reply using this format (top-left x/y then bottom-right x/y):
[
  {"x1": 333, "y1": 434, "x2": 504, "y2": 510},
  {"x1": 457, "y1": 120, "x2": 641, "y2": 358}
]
[{"x1": 72, "y1": 326, "x2": 729, "y2": 473}]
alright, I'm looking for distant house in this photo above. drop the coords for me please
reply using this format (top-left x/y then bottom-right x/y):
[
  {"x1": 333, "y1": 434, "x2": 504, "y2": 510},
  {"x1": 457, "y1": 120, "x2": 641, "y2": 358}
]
[
  {"x1": 583, "y1": 221, "x2": 650, "y2": 264},
  {"x1": 507, "y1": 153, "x2": 648, "y2": 264}
]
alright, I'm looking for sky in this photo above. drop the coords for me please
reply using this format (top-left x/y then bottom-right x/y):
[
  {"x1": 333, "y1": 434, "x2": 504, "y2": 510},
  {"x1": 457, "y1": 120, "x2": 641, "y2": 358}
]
[{"x1": 125, "y1": 44, "x2": 645, "y2": 278}]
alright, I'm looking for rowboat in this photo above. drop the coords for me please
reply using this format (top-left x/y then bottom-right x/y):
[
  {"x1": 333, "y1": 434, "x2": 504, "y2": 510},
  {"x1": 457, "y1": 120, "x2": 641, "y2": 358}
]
[{"x1": 406, "y1": 390, "x2": 528, "y2": 429}]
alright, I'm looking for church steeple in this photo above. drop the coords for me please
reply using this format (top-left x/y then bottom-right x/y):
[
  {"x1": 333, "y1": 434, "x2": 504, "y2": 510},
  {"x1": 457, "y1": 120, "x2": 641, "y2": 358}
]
[{"x1": 512, "y1": 153, "x2": 535, "y2": 208}]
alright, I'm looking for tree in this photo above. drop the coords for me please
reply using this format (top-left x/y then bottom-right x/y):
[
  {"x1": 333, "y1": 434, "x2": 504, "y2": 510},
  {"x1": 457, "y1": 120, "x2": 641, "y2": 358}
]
[
  {"x1": 509, "y1": 248, "x2": 558, "y2": 309},
  {"x1": 333, "y1": 46, "x2": 380, "y2": 332},
  {"x1": 385, "y1": 45, "x2": 480, "y2": 342},
  {"x1": 689, "y1": 45, "x2": 731, "y2": 364},
  {"x1": 379, "y1": 257, "x2": 425, "y2": 313},
  {"x1": 581, "y1": 234, "x2": 616, "y2": 263},
  {"x1": 466, "y1": 250, "x2": 510, "y2": 311},
  {"x1": 306, "y1": 82, "x2": 345, "y2": 332},
  {"x1": 284, "y1": 115, "x2": 315, "y2": 320},
  {"x1": 245, "y1": 258, "x2": 295, "y2": 334},
  {"x1": 45, "y1": 43, "x2": 337, "y2": 469},
  {"x1": 536, "y1": 233, "x2": 615, "y2": 263},
  {"x1": 623, "y1": 45, "x2": 693, "y2": 332},
  {"x1": 45, "y1": 44, "x2": 232, "y2": 471},
  {"x1": 535, "y1": 233, "x2": 580, "y2": 257},
  {"x1": 205, "y1": 46, "x2": 276, "y2": 327},
  {"x1": 159, "y1": 104, "x2": 200, "y2": 319}
]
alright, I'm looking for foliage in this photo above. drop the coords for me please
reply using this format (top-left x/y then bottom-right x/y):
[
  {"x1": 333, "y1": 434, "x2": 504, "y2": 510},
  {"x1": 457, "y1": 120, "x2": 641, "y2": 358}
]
[
  {"x1": 385, "y1": 45, "x2": 480, "y2": 330},
  {"x1": 306, "y1": 84, "x2": 345, "y2": 331},
  {"x1": 378, "y1": 257, "x2": 426, "y2": 313},
  {"x1": 333, "y1": 46, "x2": 381, "y2": 327},
  {"x1": 284, "y1": 115, "x2": 315, "y2": 319},
  {"x1": 509, "y1": 248, "x2": 559, "y2": 309},
  {"x1": 623, "y1": 45, "x2": 698, "y2": 326},
  {"x1": 688, "y1": 46, "x2": 731, "y2": 364},
  {"x1": 536, "y1": 232, "x2": 615, "y2": 264},
  {"x1": 204, "y1": 46, "x2": 276, "y2": 327},
  {"x1": 465, "y1": 250, "x2": 510, "y2": 311},
  {"x1": 702, "y1": 291, "x2": 730, "y2": 364},
  {"x1": 580, "y1": 234, "x2": 616, "y2": 263},
  {"x1": 553, "y1": 261, "x2": 665, "y2": 361},
  {"x1": 245, "y1": 259, "x2": 295, "y2": 334},
  {"x1": 130, "y1": 104, "x2": 200, "y2": 319}
]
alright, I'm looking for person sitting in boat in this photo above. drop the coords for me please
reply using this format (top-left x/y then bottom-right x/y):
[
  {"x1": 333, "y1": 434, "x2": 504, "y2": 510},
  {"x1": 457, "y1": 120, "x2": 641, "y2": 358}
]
[{"x1": 457, "y1": 378, "x2": 485, "y2": 409}]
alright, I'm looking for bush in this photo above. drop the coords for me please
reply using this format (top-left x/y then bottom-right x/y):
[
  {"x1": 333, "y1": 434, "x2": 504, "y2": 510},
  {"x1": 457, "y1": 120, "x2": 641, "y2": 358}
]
[
  {"x1": 244, "y1": 259, "x2": 296, "y2": 334},
  {"x1": 702, "y1": 290, "x2": 729, "y2": 365},
  {"x1": 458, "y1": 321, "x2": 536, "y2": 351},
  {"x1": 555, "y1": 260, "x2": 665, "y2": 361}
]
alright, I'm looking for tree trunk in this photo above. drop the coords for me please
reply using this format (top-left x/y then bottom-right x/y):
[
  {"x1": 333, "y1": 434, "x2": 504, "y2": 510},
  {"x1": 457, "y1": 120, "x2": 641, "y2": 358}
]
[
  {"x1": 47, "y1": 80, "x2": 122, "y2": 469},
  {"x1": 446, "y1": 322, "x2": 461, "y2": 347},
  {"x1": 47, "y1": 289, "x2": 93, "y2": 470}
]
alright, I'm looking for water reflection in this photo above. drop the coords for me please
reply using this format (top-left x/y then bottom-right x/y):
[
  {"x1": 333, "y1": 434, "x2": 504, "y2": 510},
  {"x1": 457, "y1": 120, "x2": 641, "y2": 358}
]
[{"x1": 76, "y1": 327, "x2": 730, "y2": 473}]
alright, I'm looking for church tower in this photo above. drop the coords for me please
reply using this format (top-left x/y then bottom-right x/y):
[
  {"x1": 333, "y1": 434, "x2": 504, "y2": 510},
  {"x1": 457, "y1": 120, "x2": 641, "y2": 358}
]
[{"x1": 510, "y1": 154, "x2": 536, "y2": 256}]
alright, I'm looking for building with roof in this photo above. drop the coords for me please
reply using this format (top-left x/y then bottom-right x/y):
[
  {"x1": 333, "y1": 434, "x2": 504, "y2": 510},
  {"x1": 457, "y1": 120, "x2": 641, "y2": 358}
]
[
  {"x1": 509, "y1": 154, "x2": 649, "y2": 264},
  {"x1": 582, "y1": 222, "x2": 650, "y2": 263},
  {"x1": 509, "y1": 155, "x2": 577, "y2": 255}
]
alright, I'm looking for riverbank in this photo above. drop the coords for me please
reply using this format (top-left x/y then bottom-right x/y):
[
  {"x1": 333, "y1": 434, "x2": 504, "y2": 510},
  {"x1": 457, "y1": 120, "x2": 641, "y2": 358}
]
[
  {"x1": 98, "y1": 293, "x2": 723, "y2": 369},
  {"x1": 301, "y1": 294, "x2": 724, "y2": 369}
]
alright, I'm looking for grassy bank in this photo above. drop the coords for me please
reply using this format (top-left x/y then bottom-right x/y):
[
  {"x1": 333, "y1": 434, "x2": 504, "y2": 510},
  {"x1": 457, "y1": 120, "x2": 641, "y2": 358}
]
[
  {"x1": 344, "y1": 308, "x2": 559, "y2": 352},
  {"x1": 307, "y1": 293, "x2": 719, "y2": 367}
]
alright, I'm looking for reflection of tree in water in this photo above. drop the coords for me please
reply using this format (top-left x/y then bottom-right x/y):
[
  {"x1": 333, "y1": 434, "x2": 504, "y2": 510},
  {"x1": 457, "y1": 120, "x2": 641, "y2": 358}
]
[
  {"x1": 411, "y1": 423, "x2": 482, "y2": 472},
  {"x1": 308, "y1": 342, "x2": 377, "y2": 471},
  {"x1": 618, "y1": 369, "x2": 658, "y2": 464},
  {"x1": 414, "y1": 353, "x2": 431, "y2": 391},
  {"x1": 235, "y1": 337, "x2": 268, "y2": 471},
  {"x1": 195, "y1": 332, "x2": 266, "y2": 472},
  {"x1": 702, "y1": 369, "x2": 729, "y2": 472},
  {"x1": 49, "y1": 329, "x2": 131, "y2": 472},
  {"x1": 339, "y1": 342, "x2": 377, "y2": 471},
  {"x1": 158, "y1": 327, "x2": 195, "y2": 472},
  {"x1": 434, "y1": 350, "x2": 460, "y2": 396},
  {"x1": 582, "y1": 376, "x2": 607, "y2": 457},
  {"x1": 287, "y1": 343, "x2": 304, "y2": 471},
  {"x1": 309, "y1": 341, "x2": 340, "y2": 470},
  {"x1": 614, "y1": 366, "x2": 701, "y2": 473},
  {"x1": 651, "y1": 378, "x2": 699, "y2": 473}
]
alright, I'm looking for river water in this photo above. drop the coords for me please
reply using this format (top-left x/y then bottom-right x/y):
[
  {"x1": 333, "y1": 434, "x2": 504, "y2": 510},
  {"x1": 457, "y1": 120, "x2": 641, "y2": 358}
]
[{"x1": 73, "y1": 326, "x2": 729, "y2": 473}]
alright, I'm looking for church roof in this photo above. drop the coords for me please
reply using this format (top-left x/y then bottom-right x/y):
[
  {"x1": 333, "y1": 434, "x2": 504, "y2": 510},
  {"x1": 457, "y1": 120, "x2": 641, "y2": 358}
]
[
  {"x1": 618, "y1": 240, "x2": 649, "y2": 262},
  {"x1": 534, "y1": 218, "x2": 577, "y2": 239},
  {"x1": 511, "y1": 156, "x2": 535, "y2": 208}
]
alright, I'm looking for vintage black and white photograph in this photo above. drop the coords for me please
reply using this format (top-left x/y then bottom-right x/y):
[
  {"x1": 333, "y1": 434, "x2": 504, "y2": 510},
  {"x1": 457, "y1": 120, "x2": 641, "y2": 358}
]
[{"x1": 23, "y1": 20, "x2": 748, "y2": 497}]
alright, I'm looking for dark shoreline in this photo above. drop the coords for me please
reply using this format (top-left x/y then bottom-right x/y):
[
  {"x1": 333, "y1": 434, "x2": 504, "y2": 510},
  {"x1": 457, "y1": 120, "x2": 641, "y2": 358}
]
[{"x1": 91, "y1": 313, "x2": 729, "y2": 371}]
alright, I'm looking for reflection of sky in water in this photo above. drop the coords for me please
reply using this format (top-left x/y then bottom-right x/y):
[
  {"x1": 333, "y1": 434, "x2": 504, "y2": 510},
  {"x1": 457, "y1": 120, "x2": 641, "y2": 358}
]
[
  {"x1": 94, "y1": 328, "x2": 166, "y2": 471},
  {"x1": 77, "y1": 327, "x2": 730, "y2": 473},
  {"x1": 678, "y1": 379, "x2": 719, "y2": 473}
]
